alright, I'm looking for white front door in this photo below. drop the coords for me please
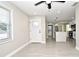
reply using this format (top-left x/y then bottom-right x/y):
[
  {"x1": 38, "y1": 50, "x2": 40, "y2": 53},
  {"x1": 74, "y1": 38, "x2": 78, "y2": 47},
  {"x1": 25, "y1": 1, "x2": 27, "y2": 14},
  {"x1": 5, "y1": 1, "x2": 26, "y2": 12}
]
[{"x1": 30, "y1": 17, "x2": 42, "y2": 42}]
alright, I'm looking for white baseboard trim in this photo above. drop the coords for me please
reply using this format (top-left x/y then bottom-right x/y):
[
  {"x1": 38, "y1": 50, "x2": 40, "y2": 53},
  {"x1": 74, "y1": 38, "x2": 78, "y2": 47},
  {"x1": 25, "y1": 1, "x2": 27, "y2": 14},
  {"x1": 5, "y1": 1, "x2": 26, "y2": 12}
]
[
  {"x1": 76, "y1": 46, "x2": 79, "y2": 51},
  {"x1": 5, "y1": 41, "x2": 31, "y2": 57},
  {"x1": 5, "y1": 41, "x2": 45, "y2": 57},
  {"x1": 41, "y1": 41, "x2": 46, "y2": 44},
  {"x1": 30, "y1": 41, "x2": 46, "y2": 44},
  {"x1": 56, "y1": 41, "x2": 66, "y2": 42}
]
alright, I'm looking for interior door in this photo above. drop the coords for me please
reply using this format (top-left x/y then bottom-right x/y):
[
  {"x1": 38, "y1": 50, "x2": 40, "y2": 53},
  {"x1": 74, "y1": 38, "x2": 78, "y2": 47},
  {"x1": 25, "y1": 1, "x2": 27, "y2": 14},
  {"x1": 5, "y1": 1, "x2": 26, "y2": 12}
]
[{"x1": 30, "y1": 17, "x2": 42, "y2": 42}]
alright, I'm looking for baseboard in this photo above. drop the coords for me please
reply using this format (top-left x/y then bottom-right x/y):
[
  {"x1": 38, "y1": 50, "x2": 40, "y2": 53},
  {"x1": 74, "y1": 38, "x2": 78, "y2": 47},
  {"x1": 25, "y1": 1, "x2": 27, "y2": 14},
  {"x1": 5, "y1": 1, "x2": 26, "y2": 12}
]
[
  {"x1": 56, "y1": 40, "x2": 66, "y2": 42},
  {"x1": 5, "y1": 41, "x2": 31, "y2": 57},
  {"x1": 41, "y1": 41, "x2": 46, "y2": 44},
  {"x1": 30, "y1": 41, "x2": 46, "y2": 44},
  {"x1": 76, "y1": 46, "x2": 79, "y2": 51}
]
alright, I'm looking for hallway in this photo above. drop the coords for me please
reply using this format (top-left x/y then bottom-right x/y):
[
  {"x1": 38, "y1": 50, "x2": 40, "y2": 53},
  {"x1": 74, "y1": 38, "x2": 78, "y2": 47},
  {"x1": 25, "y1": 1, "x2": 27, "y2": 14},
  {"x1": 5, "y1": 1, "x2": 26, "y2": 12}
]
[{"x1": 12, "y1": 38, "x2": 79, "y2": 57}]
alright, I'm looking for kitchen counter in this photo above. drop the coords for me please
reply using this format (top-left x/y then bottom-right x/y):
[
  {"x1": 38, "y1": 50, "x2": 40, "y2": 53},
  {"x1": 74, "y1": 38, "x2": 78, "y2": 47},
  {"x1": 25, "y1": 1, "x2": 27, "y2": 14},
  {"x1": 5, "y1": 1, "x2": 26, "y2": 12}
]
[{"x1": 56, "y1": 32, "x2": 67, "y2": 42}]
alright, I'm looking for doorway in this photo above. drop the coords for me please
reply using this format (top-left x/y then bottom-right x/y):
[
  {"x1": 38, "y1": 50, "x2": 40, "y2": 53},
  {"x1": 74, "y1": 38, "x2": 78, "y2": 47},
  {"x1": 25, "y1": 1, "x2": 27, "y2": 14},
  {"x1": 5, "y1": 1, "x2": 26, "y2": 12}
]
[
  {"x1": 48, "y1": 25, "x2": 53, "y2": 38},
  {"x1": 29, "y1": 17, "x2": 42, "y2": 43},
  {"x1": 46, "y1": 24, "x2": 56, "y2": 44}
]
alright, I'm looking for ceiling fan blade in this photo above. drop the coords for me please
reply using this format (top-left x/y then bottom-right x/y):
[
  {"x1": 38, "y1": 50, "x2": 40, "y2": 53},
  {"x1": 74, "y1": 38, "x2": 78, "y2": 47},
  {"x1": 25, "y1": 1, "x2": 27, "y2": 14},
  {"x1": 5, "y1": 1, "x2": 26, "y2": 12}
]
[
  {"x1": 72, "y1": 2, "x2": 79, "y2": 6},
  {"x1": 53, "y1": 1, "x2": 65, "y2": 3},
  {"x1": 35, "y1": 1, "x2": 46, "y2": 6}
]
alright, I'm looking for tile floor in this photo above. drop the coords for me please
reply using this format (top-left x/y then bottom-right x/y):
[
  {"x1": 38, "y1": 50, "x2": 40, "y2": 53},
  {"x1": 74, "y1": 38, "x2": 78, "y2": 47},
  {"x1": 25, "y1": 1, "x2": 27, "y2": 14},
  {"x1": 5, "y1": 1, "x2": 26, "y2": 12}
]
[{"x1": 12, "y1": 37, "x2": 79, "y2": 57}]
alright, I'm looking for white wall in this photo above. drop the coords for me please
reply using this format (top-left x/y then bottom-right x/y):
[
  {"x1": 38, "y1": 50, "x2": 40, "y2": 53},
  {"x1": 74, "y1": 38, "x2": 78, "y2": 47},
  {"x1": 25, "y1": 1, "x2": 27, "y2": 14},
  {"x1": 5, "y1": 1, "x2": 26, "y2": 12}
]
[
  {"x1": 76, "y1": 3, "x2": 79, "y2": 49},
  {"x1": 69, "y1": 20, "x2": 75, "y2": 25},
  {"x1": 41, "y1": 16, "x2": 46, "y2": 43},
  {"x1": 0, "y1": 2, "x2": 29, "y2": 56}
]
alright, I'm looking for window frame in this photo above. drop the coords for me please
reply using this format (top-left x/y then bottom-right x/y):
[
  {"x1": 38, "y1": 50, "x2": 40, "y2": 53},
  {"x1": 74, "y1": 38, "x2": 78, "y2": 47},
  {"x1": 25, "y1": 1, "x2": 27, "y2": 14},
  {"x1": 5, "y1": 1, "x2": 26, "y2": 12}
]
[{"x1": 0, "y1": 4, "x2": 13, "y2": 44}]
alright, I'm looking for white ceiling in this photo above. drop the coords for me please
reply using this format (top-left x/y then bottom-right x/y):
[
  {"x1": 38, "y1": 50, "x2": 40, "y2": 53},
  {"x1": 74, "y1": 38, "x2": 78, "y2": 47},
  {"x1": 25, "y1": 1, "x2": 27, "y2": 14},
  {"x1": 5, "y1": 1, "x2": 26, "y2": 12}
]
[{"x1": 10, "y1": 1, "x2": 75, "y2": 22}]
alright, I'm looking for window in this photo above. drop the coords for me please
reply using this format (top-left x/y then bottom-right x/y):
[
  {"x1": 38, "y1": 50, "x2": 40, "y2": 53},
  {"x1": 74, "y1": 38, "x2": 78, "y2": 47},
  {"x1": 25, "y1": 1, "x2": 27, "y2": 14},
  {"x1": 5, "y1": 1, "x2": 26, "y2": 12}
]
[{"x1": 0, "y1": 6, "x2": 10, "y2": 41}]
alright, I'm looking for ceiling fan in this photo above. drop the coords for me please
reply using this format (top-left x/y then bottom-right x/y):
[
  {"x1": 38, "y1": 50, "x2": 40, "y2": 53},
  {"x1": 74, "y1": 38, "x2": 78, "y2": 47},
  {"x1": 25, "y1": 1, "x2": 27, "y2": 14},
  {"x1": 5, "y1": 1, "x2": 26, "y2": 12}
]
[{"x1": 35, "y1": 1, "x2": 65, "y2": 9}]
